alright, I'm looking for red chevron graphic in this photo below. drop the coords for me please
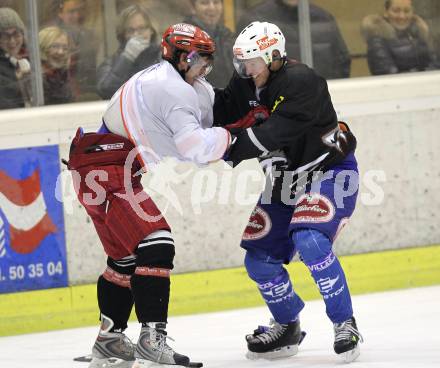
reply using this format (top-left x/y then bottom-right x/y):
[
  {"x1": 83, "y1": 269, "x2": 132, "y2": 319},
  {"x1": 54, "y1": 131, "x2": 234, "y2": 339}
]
[
  {"x1": 0, "y1": 168, "x2": 57, "y2": 254},
  {"x1": 0, "y1": 169, "x2": 40, "y2": 206},
  {"x1": 9, "y1": 213, "x2": 57, "y2": 254}
]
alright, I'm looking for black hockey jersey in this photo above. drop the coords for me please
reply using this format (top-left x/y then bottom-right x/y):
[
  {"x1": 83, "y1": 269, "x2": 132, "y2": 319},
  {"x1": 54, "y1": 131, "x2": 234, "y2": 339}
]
[{"x1": 214, "y1": 61, "x2": 355, "y2": 173}]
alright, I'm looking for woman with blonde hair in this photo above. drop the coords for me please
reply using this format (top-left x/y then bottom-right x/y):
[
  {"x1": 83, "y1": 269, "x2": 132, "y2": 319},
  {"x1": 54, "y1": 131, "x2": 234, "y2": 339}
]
[
  {"x1": 96, "y1": 4, "x2": 160, "y2": 99},
  {"x1": 361, "y1": 0, "x2": 439, "y2": 75},
  {"x1": 39, "y1": 26, "x2": 74, "y2": 104},
  {"x1": 49, "y1": 0, "x2": 98, "y2": 97}
]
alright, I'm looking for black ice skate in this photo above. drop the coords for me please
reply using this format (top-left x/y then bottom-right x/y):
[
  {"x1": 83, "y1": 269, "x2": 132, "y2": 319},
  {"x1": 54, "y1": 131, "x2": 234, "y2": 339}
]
[
  {"x1": 333, "y1": 316, "x2": 364, "y2": 363},
  {"x1": 89, "y1": 315, "x2": 135, "y2": 368},
  {"x1": 245, "y1": 319, "x2": 306, "y2": 360},
  {"x1": 132, "y1": 322, "x2": 202, "y2": 367}
]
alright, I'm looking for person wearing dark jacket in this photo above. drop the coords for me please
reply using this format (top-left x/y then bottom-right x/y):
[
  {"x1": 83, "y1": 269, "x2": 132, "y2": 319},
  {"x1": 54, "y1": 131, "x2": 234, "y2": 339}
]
[
  {"x1": 361, "y1": 0, "x2": 438, "y2": 75},
  {"x1": 214, "y1": 21, "x2": 362, "y2": 362},
  {"x1": 183, "y1": 0, "x2": 235, "y2": 88},
  {"x1": 96, "y1": 4, "x2": 160, "y2": 99},
  {"x1": 39, "y1": 26, "x2": 74, "y2": 105},
  {"x1": 0, "y1": 7, "x2": 31, "y2": 109},
  {"x1": 237, "y1": 0, "x2": 351, "y2": 79}
]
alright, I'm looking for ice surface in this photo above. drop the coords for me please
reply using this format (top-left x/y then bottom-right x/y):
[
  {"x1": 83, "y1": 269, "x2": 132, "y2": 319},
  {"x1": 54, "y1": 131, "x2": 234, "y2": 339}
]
[{"x1": 1, "y1": 285, "x2": 439, "y2": 368}]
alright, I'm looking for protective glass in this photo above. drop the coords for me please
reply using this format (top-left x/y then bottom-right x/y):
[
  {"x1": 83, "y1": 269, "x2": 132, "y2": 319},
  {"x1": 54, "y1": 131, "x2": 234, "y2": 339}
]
[
  {"x1": 233, "y1": 56, "x2": 267, "y2": 79},
  {"x1": 0, "y1": 29, "x2": 24, "y2": 43},
  {"x1": 186, "y1": 51, "x2": 214, "y2": 76}
]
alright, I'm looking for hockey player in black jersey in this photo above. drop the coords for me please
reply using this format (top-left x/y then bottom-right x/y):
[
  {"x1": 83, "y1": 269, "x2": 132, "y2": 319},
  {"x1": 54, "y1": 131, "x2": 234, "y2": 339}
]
[{"x1": 214, "y1": 21, "x2": 363, "y2": 363}]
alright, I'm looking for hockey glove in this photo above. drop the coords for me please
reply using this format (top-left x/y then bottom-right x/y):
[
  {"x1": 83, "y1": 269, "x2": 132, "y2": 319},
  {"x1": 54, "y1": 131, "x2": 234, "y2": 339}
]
[
  {"x1": 319, "y1": 122, "x2": 357, "y2": 171},
  {"x1": 224, "y1": 105, "x2": 269, "y2": 134}
]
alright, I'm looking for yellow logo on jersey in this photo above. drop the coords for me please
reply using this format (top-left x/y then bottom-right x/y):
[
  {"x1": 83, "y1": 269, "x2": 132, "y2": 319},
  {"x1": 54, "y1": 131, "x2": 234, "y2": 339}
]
[{"x1": 272, "y1": 96, "x2": 285, "y2": 112}]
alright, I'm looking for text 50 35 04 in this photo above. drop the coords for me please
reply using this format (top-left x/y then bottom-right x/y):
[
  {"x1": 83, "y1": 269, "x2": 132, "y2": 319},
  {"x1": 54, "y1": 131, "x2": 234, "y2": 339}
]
[{"x1": 0, "y1": 261, "x2": 63, "y2": 282}]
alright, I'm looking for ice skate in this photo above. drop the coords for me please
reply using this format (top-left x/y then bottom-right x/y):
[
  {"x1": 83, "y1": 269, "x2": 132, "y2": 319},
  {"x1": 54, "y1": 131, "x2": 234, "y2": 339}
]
[
  {"x1": 333, "y1": 316, "x2": 363, "y2": 363},
  {"x1": 245, "y1": 319, "x2": 305, "y2": 360},
  {"x1": 132, "y1": 322, "x2": 202, "y2": 367},
  {"x1": 88, "y1": 315, "x2": 135, "y2": 368}
]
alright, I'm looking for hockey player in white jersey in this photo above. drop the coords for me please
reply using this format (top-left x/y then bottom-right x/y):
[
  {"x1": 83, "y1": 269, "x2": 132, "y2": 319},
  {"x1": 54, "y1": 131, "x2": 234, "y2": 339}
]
[{"x1": 66, "y1": 23, "x2": 231, "y2": 368}]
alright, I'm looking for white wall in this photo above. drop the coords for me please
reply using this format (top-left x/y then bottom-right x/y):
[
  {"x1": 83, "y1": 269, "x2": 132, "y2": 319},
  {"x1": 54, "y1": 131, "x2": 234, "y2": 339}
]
[{"x1": 1, "y1": 71, "x2": 439, "y2": 284}]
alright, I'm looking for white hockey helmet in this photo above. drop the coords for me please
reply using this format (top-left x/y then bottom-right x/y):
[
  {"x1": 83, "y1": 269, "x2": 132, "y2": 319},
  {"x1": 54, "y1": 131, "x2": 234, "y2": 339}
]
[{"x1": 233, "y1": 21, "x2": 286, "y2": 78}]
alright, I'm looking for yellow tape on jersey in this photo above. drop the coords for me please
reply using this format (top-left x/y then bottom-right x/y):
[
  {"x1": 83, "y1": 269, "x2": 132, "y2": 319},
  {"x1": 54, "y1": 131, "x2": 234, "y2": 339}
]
[{"x1": 271, "y1": 95, "x2": 285, "y2": 112}]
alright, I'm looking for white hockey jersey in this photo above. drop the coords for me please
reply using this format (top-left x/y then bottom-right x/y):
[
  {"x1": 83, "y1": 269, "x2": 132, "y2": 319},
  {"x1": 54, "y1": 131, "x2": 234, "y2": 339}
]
[{"x1": 103, "y1": 60, "x2": 230, "y2": 167}]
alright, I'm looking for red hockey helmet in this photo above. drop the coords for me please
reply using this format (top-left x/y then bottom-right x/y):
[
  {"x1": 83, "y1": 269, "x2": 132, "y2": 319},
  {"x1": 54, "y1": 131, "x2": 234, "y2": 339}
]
[{"x1": 161, "y1": 23, "x2": 216, "y2": 62}]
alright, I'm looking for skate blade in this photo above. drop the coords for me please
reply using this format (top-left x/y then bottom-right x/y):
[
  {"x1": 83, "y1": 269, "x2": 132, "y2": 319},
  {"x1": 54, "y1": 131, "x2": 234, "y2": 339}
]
[
  {"x1": 246, "y1": 344, "x2": 299, "y2": 360},
  {"x1": 338, "y1": 345, "x2": 360, "y2": 363},
  {"x1": 74, "y1": 354, "x2": 92, "y2": 362},
  {"x1": 88, "y1": 357, "x2": 134, "y2": 368},
  {"x1": 132, "y1": 359, "x2": 202, "y2": 368}
]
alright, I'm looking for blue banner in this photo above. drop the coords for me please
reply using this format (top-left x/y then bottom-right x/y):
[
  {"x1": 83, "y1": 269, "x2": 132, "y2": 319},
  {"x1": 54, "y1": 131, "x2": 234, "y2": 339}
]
[{"x1": 0, "y1": 146, "x2": 67, "y2": 293}]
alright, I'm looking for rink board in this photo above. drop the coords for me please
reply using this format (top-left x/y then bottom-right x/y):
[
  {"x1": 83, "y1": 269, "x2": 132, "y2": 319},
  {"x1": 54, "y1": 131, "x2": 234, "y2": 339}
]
[
  {"x1": 1, "y1": 244, "x2": 439, "y2": 336},
  {"x1": 1, "y1": 73, "x2": 440, "y2": 286}
]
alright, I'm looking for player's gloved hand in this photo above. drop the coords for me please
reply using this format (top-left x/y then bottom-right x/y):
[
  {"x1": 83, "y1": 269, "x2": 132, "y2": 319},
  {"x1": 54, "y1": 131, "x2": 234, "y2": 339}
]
[
  {"x1": 322, "y1": 122, "x2": 357, "y2": 169},
  {"x1": 260, "y1": 151, "x2": 290, "y2": 203},
  {"x1": 224, "y1": 105, "x2": 269, "y2": 134},
  {"x1": 122, "y1": 36, "x2": 150, "y2": 62},
  {"x1": 259, "y1": 150, "x2": 288, "y2": 172}
]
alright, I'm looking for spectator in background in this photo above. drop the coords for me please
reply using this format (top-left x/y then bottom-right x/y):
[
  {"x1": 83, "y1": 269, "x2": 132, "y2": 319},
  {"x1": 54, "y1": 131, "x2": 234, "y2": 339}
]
[
  {"x1": 0, "y1": 7, "x2": 31, "y2": 109},
  {"x1": 183, "y1": 0, "x2": 234, "y2": 87},
  {"x1": 51, "y1": 0, "x2": 97, "y2": 97},
  {"x1": 96, "y1": 4, "x2": 160, "y2": 99},
  {"x1": 361, "y1": 0, "x2": 438, "y2": 75},
  {"x1": 39, "y1": 26, "x2": 74, "y2": 105},
  {"x1": 237, "y1": 0, "x2": 351, "y2": 80},
  {"x1": 116, "y1": 0, "x2": 193, "y2": 33},
  {"x1": 413, "y1": 0, "x2": 440, "y2": 68},
  {"x1": 0, "y1": 1, "x2": 16, "y2": 8}
]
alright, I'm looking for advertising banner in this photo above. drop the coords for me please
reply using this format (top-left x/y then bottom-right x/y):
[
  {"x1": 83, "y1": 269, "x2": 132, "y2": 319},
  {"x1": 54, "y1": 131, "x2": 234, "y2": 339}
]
[{"x1": 0, "y1": 145, "x2": 67, "y2": 293}]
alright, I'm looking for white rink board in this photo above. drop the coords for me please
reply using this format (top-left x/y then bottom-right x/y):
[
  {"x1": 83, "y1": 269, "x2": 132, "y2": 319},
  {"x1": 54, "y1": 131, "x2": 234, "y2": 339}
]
[
  {"x1": 0, "y1": 286, "x2": 439, "y2": 368},
  {"x1": 0, "y1": 72, "x2": 440, "y2": 284}
]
